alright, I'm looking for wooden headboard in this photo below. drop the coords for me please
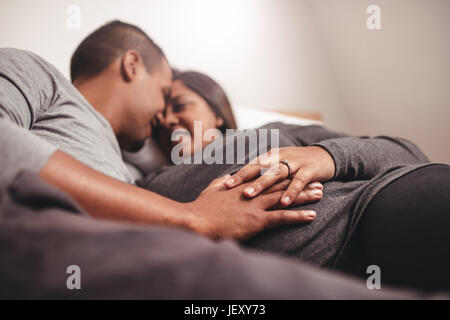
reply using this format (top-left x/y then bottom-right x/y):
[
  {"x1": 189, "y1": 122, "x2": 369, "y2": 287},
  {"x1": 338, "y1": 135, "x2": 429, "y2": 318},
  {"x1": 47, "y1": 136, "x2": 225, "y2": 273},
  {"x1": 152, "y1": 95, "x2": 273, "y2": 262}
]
[{"x1": 267, "y1": 109, "x2": 323, "y2": 122}]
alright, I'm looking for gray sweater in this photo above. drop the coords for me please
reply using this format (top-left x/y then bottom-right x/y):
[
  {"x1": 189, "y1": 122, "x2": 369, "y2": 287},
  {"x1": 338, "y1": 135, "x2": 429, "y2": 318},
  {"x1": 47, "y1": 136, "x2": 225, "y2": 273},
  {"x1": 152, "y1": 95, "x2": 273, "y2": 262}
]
[{"x1": 143, "y1": 122, "x2": 436, "y2": 268}]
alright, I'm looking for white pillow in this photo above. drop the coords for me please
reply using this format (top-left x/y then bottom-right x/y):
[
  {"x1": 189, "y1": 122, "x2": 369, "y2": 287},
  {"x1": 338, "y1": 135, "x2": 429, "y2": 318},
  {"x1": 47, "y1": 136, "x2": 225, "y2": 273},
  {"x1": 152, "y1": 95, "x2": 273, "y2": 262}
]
[{"x1": 232, "y1": 106, "x2": 321, "y2": 129}]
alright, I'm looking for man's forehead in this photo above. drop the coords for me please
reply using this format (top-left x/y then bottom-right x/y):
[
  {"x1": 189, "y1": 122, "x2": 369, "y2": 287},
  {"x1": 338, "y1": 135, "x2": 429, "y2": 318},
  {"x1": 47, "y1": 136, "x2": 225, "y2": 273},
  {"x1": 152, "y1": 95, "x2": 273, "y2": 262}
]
[{"x1": 160, "y1": 58, "x2": 173, "y2": 85}]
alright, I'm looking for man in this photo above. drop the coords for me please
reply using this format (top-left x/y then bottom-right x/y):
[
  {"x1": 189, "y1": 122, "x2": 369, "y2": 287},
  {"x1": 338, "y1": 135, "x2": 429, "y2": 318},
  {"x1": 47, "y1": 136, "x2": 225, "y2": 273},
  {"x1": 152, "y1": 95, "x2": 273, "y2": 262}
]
[{"x1": 0, "y1": 21, "x2": 318, "y2": 240}]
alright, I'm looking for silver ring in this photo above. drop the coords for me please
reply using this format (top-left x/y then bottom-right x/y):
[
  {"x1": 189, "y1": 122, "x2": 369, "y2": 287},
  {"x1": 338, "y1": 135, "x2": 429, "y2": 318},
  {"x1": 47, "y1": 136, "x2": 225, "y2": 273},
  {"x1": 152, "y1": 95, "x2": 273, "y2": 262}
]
[{"x1": 280, "y1": 160, "x2": 291, "y2": 178}]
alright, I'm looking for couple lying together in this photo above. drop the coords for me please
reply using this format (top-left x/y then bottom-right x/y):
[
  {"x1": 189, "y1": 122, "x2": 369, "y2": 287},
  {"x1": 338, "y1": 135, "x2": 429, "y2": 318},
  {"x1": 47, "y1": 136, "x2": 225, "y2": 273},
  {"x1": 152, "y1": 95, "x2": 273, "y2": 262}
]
[{"x1": 0, "y1": 20, "x2": 449, "y2": 298}]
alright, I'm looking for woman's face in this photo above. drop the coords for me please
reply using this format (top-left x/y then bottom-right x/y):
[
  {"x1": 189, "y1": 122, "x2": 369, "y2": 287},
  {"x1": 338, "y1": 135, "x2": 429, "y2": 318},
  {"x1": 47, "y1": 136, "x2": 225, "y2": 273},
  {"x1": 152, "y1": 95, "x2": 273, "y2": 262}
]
[{"x1": 157, "y1": 79, "x2": 223, "y2": 157}]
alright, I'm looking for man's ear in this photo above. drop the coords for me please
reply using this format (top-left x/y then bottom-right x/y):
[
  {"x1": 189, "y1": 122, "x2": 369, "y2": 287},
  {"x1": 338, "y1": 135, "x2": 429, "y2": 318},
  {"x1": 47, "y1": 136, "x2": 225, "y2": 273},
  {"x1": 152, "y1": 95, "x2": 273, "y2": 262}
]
[{"x1": 121, "y1": 50, "x2": 141, "y2": 82}]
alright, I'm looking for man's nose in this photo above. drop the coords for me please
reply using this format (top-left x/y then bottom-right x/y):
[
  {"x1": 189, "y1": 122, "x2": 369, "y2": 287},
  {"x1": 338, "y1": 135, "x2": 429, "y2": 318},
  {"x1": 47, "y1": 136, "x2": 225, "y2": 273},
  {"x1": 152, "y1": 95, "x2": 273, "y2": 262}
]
[
  {"x1": 155, "y1": 112, "x2": 165, "y2": 124},
  {"x1": 162, "y1": 110, "x2": 179, "y2": 128}
]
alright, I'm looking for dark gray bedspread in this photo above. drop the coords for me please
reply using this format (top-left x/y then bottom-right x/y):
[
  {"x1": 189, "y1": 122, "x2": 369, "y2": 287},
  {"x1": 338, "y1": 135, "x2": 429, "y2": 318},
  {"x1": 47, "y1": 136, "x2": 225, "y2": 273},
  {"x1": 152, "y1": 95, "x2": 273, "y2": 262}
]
[{"x1": 1, "y1": 171, "x2": 444, "y2": 299}]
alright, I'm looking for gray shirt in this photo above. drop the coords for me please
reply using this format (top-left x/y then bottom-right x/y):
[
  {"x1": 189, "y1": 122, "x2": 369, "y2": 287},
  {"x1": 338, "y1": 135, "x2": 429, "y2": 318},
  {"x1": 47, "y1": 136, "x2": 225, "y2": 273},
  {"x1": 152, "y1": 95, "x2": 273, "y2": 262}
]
[{"x1": 0, "y1": 48, "x2": 134, "y2": 190}]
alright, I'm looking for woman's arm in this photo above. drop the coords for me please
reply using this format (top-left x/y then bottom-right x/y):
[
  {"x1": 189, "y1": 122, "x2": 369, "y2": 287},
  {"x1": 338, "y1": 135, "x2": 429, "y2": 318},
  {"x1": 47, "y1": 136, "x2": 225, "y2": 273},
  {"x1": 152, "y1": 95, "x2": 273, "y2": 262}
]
[
  {"x1": 279, "y1": 123, "x2": 349, "y2": 145},
  {"x1": 312, "y1": 135, "x2": 430, "y2": 181},
  {"x1": 280, "y1": 123, "x2": 430, "y2": 177},
  {"x1": 225, "y1": 123, "x2": 430, "y2": 206}
]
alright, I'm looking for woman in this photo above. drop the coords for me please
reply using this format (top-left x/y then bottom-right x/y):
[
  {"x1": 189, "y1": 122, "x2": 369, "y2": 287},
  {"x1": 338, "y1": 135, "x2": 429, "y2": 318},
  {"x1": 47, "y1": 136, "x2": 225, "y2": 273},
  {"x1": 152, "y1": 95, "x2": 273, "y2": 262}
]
[
  {"x1": 153, "y1": 70, "x2": 237, "y2": 158},
  {"x1": 145, "y1": 69, "x2": 450, "y2": 293}
]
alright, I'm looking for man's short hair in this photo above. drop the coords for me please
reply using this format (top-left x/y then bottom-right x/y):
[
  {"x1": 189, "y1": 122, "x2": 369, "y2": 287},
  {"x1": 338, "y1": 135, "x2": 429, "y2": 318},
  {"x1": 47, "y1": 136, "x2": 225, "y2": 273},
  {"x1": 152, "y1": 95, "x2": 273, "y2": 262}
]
[{"x1": 70, "y1": 20, "x2": 166, "y2": 82}]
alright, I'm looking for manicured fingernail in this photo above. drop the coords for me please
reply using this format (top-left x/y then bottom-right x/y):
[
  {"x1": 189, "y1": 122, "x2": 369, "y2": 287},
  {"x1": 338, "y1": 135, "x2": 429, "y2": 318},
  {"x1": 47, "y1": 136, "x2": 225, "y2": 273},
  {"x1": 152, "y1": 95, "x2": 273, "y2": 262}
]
[
  {"x1": 307, "y1": 211, "x2": 317, "y2": 219},
  {"x1": 311, "y1": 182, "x2": 323, "y2": 189},
  {"x1": 245, "y1": 187, "x2": 255, "y2": 195},
  {"x1": 282, "y1": 196, "x2": 291, "y2": 205},
  {"x1": 312, "y1": 190, "x2": 322, "y2": 197},
  {"x1": 225, "y1": 178, "x2": 234, "y2": 186}
]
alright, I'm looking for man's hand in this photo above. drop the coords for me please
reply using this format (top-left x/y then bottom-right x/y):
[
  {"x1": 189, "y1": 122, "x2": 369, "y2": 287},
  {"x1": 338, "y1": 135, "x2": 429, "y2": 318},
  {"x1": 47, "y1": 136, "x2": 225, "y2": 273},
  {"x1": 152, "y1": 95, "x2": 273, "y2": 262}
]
[
  {"x1": 224, "y1": 146, "x2": 335, "y2": 207},
  {"x1": 186, "y1": 175, "x2": 321, "y2": 241}
]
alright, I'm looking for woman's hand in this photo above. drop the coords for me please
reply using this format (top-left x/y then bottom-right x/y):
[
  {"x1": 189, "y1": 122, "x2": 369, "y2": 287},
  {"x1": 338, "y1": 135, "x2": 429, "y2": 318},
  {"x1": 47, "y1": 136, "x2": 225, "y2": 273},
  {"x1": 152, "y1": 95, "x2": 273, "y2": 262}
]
[{"x1": 224, "y1": 146, "x2": 335, "y2": 206}]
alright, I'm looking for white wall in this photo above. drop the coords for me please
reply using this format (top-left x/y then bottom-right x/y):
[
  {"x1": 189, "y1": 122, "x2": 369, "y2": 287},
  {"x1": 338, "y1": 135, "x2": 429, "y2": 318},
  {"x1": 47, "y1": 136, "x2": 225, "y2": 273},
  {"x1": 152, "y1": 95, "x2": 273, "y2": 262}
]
[
  {"x1": 308, "y1": 0, "x2": 450, "y2": 163},
  {"x1": 0, "y1": 0, "x2": 448, "y2": 163}
]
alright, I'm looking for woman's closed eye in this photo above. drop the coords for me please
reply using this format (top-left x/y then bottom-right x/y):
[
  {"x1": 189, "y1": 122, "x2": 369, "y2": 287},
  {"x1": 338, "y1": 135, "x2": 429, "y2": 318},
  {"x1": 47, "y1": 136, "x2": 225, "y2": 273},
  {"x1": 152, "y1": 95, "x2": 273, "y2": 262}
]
[{"x1": 172, "y1": 102, "x2": 188, "y2": 113}]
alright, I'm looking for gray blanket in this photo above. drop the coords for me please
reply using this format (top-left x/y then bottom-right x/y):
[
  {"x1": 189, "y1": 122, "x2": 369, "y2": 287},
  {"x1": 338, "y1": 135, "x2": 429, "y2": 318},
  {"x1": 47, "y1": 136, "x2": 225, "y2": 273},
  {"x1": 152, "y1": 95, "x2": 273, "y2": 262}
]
[{"x1": 1, "y1": 171, "x2": 445, "y2": 299}]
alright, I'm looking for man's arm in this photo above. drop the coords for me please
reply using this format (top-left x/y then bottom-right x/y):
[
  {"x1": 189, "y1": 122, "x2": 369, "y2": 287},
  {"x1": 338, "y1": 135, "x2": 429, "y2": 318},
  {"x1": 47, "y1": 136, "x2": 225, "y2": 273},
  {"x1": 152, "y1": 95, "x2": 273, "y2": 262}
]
[
  {"x1": 39, "y1": 150, "x2": 193, "y2": 227},
  {"x1": 40, "y1": 150, "x2": 317, "y2": 240},
  {"x1": 0, "y1": 117, "x2": 57, "y2": 189}
]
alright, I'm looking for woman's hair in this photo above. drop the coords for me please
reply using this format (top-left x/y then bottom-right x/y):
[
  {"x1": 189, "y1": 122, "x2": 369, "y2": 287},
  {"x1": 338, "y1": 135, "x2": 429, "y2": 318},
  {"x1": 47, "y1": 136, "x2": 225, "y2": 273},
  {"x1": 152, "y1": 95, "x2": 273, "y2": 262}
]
[{"x1": 172, "y1": 70, "x2": 238, "y2": 132}]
